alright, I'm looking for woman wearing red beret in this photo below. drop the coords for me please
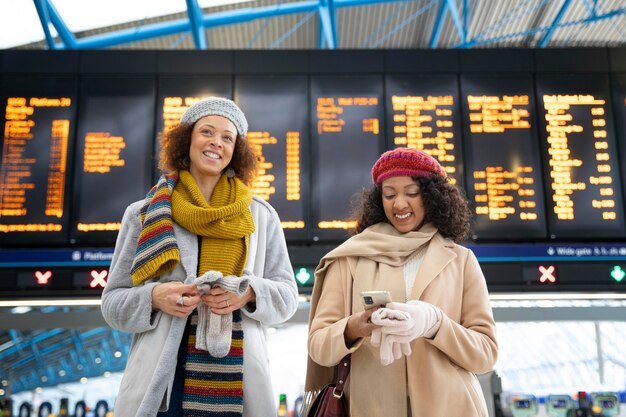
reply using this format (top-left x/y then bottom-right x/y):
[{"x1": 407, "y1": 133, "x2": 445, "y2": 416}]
[{"x1": 304, "y1": 147, "x2": 498, "y2": 417}]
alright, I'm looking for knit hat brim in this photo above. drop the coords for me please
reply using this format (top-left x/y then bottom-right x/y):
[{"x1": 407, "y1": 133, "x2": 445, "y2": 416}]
[
  {"x1": 180, "y1": 96, "x2": 248, "y2": 137},
  {"x1": 371, "y1": 148, "x2": 447, "y2": 184}
]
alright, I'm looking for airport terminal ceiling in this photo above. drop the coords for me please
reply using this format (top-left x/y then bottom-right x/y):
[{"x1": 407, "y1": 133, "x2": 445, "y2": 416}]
[{"x1": 1, "y1": 0, "x2": 626, "y2": 402}]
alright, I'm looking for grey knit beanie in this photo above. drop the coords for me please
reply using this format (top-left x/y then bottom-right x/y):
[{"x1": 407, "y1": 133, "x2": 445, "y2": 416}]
[{"x1": 180, "y1": 96, "x2": 248, "y2": 137}]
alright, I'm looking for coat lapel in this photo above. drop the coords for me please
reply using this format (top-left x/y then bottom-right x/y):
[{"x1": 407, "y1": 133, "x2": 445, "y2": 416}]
[
  {"x1": 410, "y1": 233, "x2": 457, "y2": 299},
  {"x1": 173, "y1": 222, "x2": 199, "y2": 281}
]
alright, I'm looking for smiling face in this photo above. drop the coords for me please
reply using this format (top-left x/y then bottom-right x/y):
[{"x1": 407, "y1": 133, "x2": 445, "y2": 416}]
[
  {"x1": 188, "y1": 115, "x2": 237, "y2": 182},
  {"x1": 381, "y1": 176, "x2": 426, "y2": 233}
]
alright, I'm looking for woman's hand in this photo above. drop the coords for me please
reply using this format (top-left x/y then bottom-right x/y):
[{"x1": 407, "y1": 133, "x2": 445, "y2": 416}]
[
  {"x1": 202, "y1": 286, "x2": 256, "y2": 314},
  {"x1": 344, "y1": 308, "x2": 380, "y2": 347},
  {"x1": 152, "y1": 282, "x2": 201, "y2": 318}
]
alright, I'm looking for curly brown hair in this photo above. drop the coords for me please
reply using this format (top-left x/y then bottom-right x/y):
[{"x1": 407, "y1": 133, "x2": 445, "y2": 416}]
[
  {"x1": 158, "y1": 123, "x2": 258, "y2": 186},
  {"x1": 351, "y1": 176, "x2": 472, "y2": 243}
]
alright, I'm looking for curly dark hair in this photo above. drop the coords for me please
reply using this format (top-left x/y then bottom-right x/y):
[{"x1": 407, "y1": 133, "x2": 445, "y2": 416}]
[
  {"x1": 351, "y1": 176, "x2": 472, "y2": 243},
  {"x1": 158, "y1": 122, "x2": 258, "y2": 186}
]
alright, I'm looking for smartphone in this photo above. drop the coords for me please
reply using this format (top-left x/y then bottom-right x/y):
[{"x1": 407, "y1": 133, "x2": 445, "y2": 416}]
[{"x1": 360, "y1": 290, "x2": 392, "y2": 310}]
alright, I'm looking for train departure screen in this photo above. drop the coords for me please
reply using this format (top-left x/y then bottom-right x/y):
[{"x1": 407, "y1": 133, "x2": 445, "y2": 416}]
[
  {"x1": 157, "y1": 76, "x2": 232, "y2": 143},
  {"x1": 71, "y1": 77, "x2": 156, "y2": 244},
  {"x1": 0, "y1": 77, "x2": 77, "y2": 245},
  {"x1": 536, "y1": 74, "x2": 625, "y2": 238},
  {"x1": 235, "y1": 76, "x2": 309, "y2": 240},
  {"x1": 612, "y1": 74, "x2": 626, "y2": 211},
  {"x1": 311, "y1": 75, "x2": 385, "y2": 240},
  {"x1": 156, "y1": 76, "x2": 232, "y2": 177},
  {"x1": 385, "y1": 75, "x2": 463, "y2": 187},
  {"x1": 460, "y1": 75, "x2": 547, "y2": 240}
]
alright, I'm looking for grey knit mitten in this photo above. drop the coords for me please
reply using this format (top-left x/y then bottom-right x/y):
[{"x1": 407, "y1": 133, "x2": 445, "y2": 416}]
[{"x1": 194, "y1": 270, "x2": 250, "y2": 357}]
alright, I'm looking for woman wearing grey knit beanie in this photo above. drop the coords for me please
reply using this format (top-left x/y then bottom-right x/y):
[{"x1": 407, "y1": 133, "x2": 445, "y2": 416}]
[{"x1": 102, "y1": 97, "x2": 299, "y2": 417}]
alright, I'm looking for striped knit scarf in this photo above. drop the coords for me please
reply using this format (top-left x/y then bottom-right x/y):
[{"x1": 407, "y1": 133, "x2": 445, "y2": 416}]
[
  {"x1": 131, "y1": 170, "x2": 254, "y2": 416},
  {"x1": 130, "y1": 172, "x2": 179, "y2": 284}
]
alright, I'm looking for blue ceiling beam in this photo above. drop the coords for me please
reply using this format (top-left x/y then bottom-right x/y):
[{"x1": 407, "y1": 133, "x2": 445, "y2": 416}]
[
  {"x1": 32, "y1": 0, "x2": 57, "y2": 49},
  {"x1": 538, "y1": 0, "x2": 573, "y2": 48},
  {"x1": 44, "y1": 0, "x2": 77, "y2": 48},
  {"x1": 0, "y1": 329, "x2": 64, "y2": 360},
  {"x1": 271, "y1": 10, "x2": 316, "y2": 48},
  {"x1": 318, "y1": 0, "x2": 338, "y2": 48},
  {"x1": 445, "y1": 0, "x2": 466, "y2": 44},
  {"x1": 429, "y1": 0, "x2": 448, "y2": 48},
  {"x1": 456, "y1": 7, "x2": 625, "y2": 48},
  {"x1": 185, "y1": 0, "x2": 208, "y2": 49},
  {"x1": 36, "y1": 0, "x2": 415, "y2": 49},
  {"x1": 73, "y1": 1, "x2": 318, "y2": 49},
  {"x1": 370, "y1": 0, "x2": 437, "y2": 47}
]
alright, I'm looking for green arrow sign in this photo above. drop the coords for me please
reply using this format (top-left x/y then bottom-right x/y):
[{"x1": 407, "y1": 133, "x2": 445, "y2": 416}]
[
  {"x1": 610, "y1": 266, "x2": 625, "y2": 283},
  {"x1": 295, "y1": 268, "x2": 312, "y2": 285}
]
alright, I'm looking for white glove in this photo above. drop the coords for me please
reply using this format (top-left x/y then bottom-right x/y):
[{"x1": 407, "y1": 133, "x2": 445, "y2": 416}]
[
  {"x1": 384, "y1": 300, "x2": 442, "y2": 341},
  {"x1": 370, "y1": 308, "x2": 414, "y2": 365},
  {"x1": 371, "y1": 328, "x2": 410, "y2": 365}
]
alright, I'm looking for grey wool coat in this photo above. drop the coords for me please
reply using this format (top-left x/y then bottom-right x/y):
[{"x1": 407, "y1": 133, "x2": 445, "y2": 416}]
[{"x1": 101, "y1": 196, "x2": 299, "y2": 417}]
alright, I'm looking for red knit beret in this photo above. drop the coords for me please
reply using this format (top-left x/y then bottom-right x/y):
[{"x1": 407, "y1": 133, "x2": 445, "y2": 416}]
[{"x1": 371, "y1": 147, "x2": 447, "y2": 184}]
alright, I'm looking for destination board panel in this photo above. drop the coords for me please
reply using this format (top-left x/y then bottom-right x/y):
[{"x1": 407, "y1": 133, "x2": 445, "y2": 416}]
[
  {"x1": 535, "y1": 74, "x2": 625, "y2": 239},
  {"x1": 461, "y1": 75, "x2": 547, "y2": 240},
  {"x1": 311, "y1": 75, "x2": 385, "y2": 240},
  {"x1": 156, "y1": 76, "x2": 232, "y2": 174},
  {"x1": 70, "y1": 77, "x2": 155, "y2": 244},
  {"x1": 611, "y1": 73, "x2": 626, "y2": 214},
  {"x1": 235, "y1": 76, "x2": 309, "y2": 240},
  {"x1": 0, "y1": 77, "x2": 77, "y2": 245},
  {"x1": 385, "y1": 74, "x2": 464, "y2": 187}
]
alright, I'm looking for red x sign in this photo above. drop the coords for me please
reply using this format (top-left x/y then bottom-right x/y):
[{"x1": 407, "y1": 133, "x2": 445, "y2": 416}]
[
  {"x1": 90, "y1": 270, "x2": 108, "y2": 288},
  {"x1": 539, "y1": 265, "x2": 556, "y2": 283}
]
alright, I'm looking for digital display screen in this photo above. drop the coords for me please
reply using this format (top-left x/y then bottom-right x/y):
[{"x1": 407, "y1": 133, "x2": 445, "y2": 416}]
[
  {"x1": 311, "y1": 75, "x2": 385, "y2": 240},
  {"x1": 536, "y1": 74, "x2": 625, "y2": 239},
  {"x1": 70, "y1": 77, "x2": 155, "y2": 244},
  {"x1": 235, "y1": 76, "x2": 309, "y2": 240},
  {"x1": 155, "y1": 76, "x2": 232, "y2": 175},
  {"x1": 598, "y1": 399, "x2": 615, "y2": 408},
  {"x1": 0, "y1": 76, "x2": 77, "y2": 245},
  {"x1": 551, "y1": 399, "x2": 568, "y2": 408},
  {"x1": 460, "y1": 75, "x2": 547, "y2": 240},
  {"x1": 385, "y1": 74, "x2": 464, "y2": 187},
  {"x1": 514, "y1": 400, "x2": 531, "y2": 409},
  {"x1": 611, "y1": 74, "x2": 626, "y2": 213}
]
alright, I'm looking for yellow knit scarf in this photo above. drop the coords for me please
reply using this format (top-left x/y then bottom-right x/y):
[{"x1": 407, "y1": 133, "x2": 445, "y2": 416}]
[{"x1": 172, "y1": 170, "x2": 255, "y2": 277}]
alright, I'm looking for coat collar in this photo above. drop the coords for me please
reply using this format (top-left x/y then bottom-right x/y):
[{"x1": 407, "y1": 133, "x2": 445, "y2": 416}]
[{"x1": 410, "y1": 233, "x2": 456, "y2": 299}]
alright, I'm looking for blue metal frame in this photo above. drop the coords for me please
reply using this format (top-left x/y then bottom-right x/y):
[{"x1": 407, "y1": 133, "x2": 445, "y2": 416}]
[
  {"x1": 185, "y1": 0, "x2": 208, "y2": 49},
  {"x1": 4, "y1": 327, "x2": 132, "y2": 393},
  {"x1": 457, "y1": 6, "x2": 626, "y2": 48},
  {"x1": 31, "y1": 0, "x2": 626, "y2": 50},
  {"x1": 538, "y1": 0, "x2": 573, "y2": 47}
]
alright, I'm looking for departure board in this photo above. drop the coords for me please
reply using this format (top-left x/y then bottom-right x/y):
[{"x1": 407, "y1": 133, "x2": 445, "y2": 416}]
[
  {"x1": 0, "y1": 77, "x2": 77, "y2": 245},
  {"x1": 612, "y1": 73, "x2": 626, "y2": 212},
  {"x1": 71, "y1": 77, "x2": 156, "y2": 244},
  {"x1": 156, "y1": 76, "x2": 231, "y2": 179},
  {"x1": 535, "y1": 74, "x2": 625, "y2": 239},
  {"x1": 460, "y1": 75, "x2": 547, "y2": 240},
  {"x1": 235, "y1": 76, "x2": 309, "y2": 240},
  {"x1": 385, "y1": 75, "x2": 463, "y2": 187},
  {"x1": 156, "y1": 75, "x2": 231, "y2": 156},
  {"x1": 311, "y1": 75, "x2": 385, "y2": 240}
]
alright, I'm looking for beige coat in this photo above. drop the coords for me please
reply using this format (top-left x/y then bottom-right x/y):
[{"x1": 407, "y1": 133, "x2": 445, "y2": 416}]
[{"x1": 306, "y1": 226, "x2": 498, "y2": 417}]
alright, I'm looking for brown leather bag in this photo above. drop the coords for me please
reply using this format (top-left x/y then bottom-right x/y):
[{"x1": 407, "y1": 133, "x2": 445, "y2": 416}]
[{"x1": 306, "y1": 355, "x2": 351, "y2": 417}]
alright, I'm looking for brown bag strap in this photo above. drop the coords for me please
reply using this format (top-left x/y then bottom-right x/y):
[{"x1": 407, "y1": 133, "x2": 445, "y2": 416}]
[{"x1": 331, "y1": 355, "x2": 351, "y2": 399}]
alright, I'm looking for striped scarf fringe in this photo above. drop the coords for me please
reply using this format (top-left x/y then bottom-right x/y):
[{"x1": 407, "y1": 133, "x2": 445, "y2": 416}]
[{"x1": 183, "y1": 310, "x2": 244, "y2": 417}]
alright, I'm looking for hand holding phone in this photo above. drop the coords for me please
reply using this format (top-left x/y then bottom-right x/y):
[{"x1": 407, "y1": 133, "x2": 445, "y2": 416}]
[{"x1": 361, "y1": 290, "x2": 392, "y2": 310}]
